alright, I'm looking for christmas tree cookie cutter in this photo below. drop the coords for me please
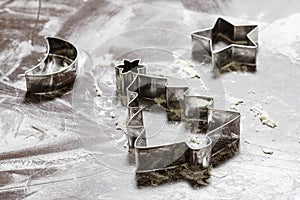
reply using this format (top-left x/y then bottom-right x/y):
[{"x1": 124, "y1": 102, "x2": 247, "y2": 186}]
[{"x1": 115, "y1": 59, "x2": 240, "y2": 187}]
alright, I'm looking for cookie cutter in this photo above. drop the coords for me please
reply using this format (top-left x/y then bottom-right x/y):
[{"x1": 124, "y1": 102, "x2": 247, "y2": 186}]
[
  {"x1": 191, "y1": 18, "x2": 258, "y2": 72},
  {"x1": 115, "y1": 60, "x2": 240, "y2": 186},
  {"x1": 25, "y1": 36, "x2": 78, "y2": 94}
]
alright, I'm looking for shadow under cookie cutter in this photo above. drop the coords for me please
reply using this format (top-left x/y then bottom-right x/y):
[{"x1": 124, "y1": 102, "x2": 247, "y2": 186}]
[
  {"x1": 191, "y1": 18, "x2": 258, "y2": 72},
  {"x1": 115, "y1": 60, "x2": 240, "y2": 187},
  {"x1": 24, "y1": 36, "x2": 78, "y2": 94}
]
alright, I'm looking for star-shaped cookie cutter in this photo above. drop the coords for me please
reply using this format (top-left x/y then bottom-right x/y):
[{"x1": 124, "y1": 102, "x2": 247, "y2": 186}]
[
  {"x1": 191, "y1": 18, "x2": 258, "y2": 72},
  {"x1": 115, "y1": 60, "x2": 240, "y2": 187},
  {"x1": 24, "y1": 37, "x2": 78, "y2": 94}
]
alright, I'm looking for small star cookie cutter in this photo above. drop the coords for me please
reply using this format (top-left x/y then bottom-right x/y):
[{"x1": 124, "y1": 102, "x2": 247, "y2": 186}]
[
  {"x1": 191, "y1": 18, "x2": 258, "y2": 72},
  {"x1": 115, "y1": 60, "x2": 240, "y2": 187},
  {"x1": 24, "y1": 36, "x2": 78, "y2": 94}
]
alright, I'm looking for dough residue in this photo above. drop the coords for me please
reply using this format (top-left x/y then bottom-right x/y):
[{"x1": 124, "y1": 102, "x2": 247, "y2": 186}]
[{"x1": 250, "y1": 104, "x2": 277, "y2": 128}]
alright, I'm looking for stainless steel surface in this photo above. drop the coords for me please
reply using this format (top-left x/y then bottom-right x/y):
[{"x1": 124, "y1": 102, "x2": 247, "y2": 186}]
[{"x1": 0, "y1": 0, "x2": 300, "y2": 199}]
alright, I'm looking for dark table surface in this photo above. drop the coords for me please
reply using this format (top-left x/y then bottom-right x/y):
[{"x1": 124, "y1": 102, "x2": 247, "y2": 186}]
[{"x1": 0, "y1": 0, "x2": 300, "y2": 199}]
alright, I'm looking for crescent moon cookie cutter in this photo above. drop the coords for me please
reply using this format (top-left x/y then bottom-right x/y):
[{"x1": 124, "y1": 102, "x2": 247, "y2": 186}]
[
  {"x1": 115, "y1": 60, "x2": 240, "y2": 187},
  {"x1": 24, "y1": 36, "x2": 78, "y2": 94},
  {"x1": 191, "y1": 18, "x2": 258, "y2": 73}
]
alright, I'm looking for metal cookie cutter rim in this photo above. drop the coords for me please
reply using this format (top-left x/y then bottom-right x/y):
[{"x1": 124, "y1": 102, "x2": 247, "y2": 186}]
[
  {"x1": 24, "y1": 36, "x2": 78, "y2": 94},
  {"x1": 115, "y1": 59, "x2": 240, "y2": 179},
  {"x1": 191, "y1": 17, "x2": 258, "y2": 70}
]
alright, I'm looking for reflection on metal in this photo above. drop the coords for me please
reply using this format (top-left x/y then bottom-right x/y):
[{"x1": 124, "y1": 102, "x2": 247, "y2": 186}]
[
  {"x1": 25, "y1": 37, "x2": 78, "y2": 94},
  {"x1": 192, "y1": 18, "x2": 258, "y2": 72},
  {"x1": 115, "y1": 60, "x2": 241, "y2": 187}
]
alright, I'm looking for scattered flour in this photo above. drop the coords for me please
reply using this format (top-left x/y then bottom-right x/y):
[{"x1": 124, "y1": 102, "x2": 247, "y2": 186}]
[
  {"x1": 166, "y1": 191, "x2": 189, "y2": 200},
  {"x1": 169, "y1": 59, "x2": 201, "y2": 79},
  {"x1": 92, "y1": 54, "x2": 114, "y2": 68},
  {"x1": 261, "y1": 14, "x2": 300, "y2": 64},
  {"x1": 0, "y1": 149, "x2": 93, "y2": 171},
  {"x1": 90, "y1": 54, "x2": 115, "y2": 96}
]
